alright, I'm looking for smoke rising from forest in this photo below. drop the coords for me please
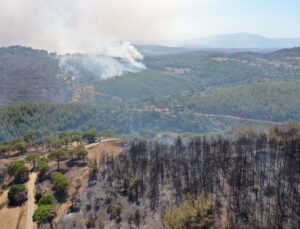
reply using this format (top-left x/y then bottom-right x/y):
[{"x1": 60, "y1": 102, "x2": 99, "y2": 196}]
[
  {"x1": 0, "y1": 0, "x2": 151, "y2": 79},
  {"x1": 58, "y1": 41, "x2": 145, "y2": 81},
  {"x1": 59, "y1": 48, "x2": 145, "y2": 81},
  {"x1": 0, "y1": 0, "x2": 223, "y2": 80}
]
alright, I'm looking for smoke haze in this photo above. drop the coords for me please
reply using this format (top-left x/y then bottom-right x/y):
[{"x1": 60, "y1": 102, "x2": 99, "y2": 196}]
[
  {"x1": 0, "y1": 0, "x2": 208, "y2": 79},
  {"x1": 0, "y1": 0, "x2": 202, "y2": 54},
  {"x1": 2, "y1": 1, "x2": 298, "y2": 79},
  {"x1": 0, "y1": 0, "x2": 164, "y2": 79},
  {"x1": 0, "y1": 0, "x2": 299, "y2": 51}
]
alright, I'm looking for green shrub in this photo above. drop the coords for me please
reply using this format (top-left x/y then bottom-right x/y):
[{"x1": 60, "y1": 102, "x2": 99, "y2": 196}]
[
  {"x1": 33, "y1": 204, "x2": 56, "y2": 228},
  {"x1": 7, "y1": 160, "x2": 29, "y2": 183},
  {"x1": 164, "y1": 194, "x2": 215, "y2": 229},
  {"x1": 51, "y1": 172, "x2": 69, "y2": 196},
  {"x1": 7, "y1": 160, "x2": 25, "y2": 176},
  {"x1": 15, "y1": 165, "x2": 29, "y2": 183},
  {"x1": 8, "y1": 184, "x2": 27, "y2": 206},
  {"x1": 36, "y1": 160, "x2": 49, "y2": 180},
  {"x1": 38, "y1": 194, "x2": 57, "y2": 206}
]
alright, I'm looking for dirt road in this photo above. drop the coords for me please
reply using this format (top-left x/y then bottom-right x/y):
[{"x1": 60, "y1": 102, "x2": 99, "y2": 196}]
[
  {"x1": 85, "y1": 138, "x2": 118, "y2": 149},
  {"x1": 135, "y1": 106, "x2": 282, "y2": 126},
  {"x1": 25, "y1": 172, "x2": 37, "y2": 229},
  {"x1": 191, "y1": 112, "x2": 282, "y2": 125}
]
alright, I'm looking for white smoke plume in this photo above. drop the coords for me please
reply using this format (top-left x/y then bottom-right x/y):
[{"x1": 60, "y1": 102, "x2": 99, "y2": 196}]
[
  {"x1": 59, "y1": 49, "x2": 145, "y2": 81},
  {"x1": 58, "y1": 40, "x2": 145, "y2": 81},
  {"x1": 0, "y1": 0, "x2": 152, "y2": 80},
  {"x1": 0, "y1": 0, "x2": 215, "y2": 80}
]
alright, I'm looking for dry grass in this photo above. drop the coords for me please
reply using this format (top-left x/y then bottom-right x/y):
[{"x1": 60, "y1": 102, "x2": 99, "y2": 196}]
[
  {"x1": 0, "y1": 187, "x2": 30, "y2": 229},
  {"x1": 0, "y1": 139, "x2": 125, "y2": 228},
  {"x1": 87, "y1": 139, "x2": 124, "y2": 160}
]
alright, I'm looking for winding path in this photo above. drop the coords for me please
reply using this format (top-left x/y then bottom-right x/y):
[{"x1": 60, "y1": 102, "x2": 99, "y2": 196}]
[
  {"x1": 85, "y1": 138, "x2": 118, "y2": 149},
  {"x1": 25, "y1": 172, "x2": 37, "y2": 229}
]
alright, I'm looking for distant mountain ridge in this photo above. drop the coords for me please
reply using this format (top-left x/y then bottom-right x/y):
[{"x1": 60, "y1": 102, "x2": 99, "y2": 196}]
[
  {"x1": 183, "y1": 33, "x2": 300, "y2": 49},
  {"x1": 133, "y1": 44, "x2": 191, "y2": 56}
]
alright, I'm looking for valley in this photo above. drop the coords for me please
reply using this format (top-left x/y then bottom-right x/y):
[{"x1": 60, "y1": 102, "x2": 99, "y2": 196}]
[
  {"x1": 0, "y1": 44, "x2": 299, "y2": 229},
  {"x1": 1, "y1": 0, "x2": 300, "y2": 228},
  {"x1": 0, "y1": 46, "x2": 299, "y2": 141}
]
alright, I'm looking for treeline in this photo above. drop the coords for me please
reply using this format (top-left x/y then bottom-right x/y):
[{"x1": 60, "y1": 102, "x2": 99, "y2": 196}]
[
  {"x1": 0, "y1": 128, "x2": 107, "y2": 159},
  {"x1": 0, "y1": 103, "x2": 125, "y2": 141},
  {"x1": 0, "y1": 102, "x2": 251, "y2": 142},
  {"x1": 97, "y1": 121, "x2": 300, "y2": 228}
]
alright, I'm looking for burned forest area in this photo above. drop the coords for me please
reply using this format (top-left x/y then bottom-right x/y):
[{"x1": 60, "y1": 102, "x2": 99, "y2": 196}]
[
  {"x1": 55, "y1": 124, "x2": 300, "y2": 229},
  {"x1": 1, "y1": 0, "x2": 300, "y2": 228}
]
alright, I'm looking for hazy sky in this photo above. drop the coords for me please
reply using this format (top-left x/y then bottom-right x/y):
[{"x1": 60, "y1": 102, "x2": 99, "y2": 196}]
[
  {"x1": 0, "y1": 0, "x2": 299, "y2": 52},
  {"x1": 177, "y1": 0, "x2": 300, "y2": 40}
]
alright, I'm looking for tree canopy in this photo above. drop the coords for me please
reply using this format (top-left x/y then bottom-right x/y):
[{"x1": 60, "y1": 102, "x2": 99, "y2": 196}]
[
  {"x1": 51, "y1": 172, "x2": 69, "y2": 197},
  {"x1": 26, "y1": 153, "x2": 40, "y2": 170},
  {"x1": 164, "y1": 194, "x2": 215, "y2": 229},
  {"x1": 8, "y1": 184, "x2": 27, "y2": 206},
  {"x1": 48, "y1": 149, "x2": 68, "y2": 171},
  {"x1": 33, "y1": 205, "x2": 56, "y2": 229},
  {"x1": 82, "y1": 129, "x2": 97, "y2": 144}
]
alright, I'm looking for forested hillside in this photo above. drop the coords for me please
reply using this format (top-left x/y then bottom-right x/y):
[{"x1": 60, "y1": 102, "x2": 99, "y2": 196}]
[
  {"x1": 145, "y1": 47, "x2": 300, "y2": 88},
  {"x1": 1, "y1": 80, "x2": 299, "y2": 141},
  {"x1": 141, "y1": 81, "x2": 300, "y2": 122},
  {"x1": 0, "y1": 46, "x2": 299, "y2": 105},
  {"x1": 0, "y1": 46, "x2": 71, "y2": 105},
  {"x1": 0, "y1": 102, "x2": 249, "y2": 141},
  {"x1": 89, "y1": 47, "x2": 300, "y2": 101},
  {"x1": 94, "y1": 69, "x2": 195, "y2": 101},
  {"x1": 0, "y1": 46, "x2": 299, "y2": 141}
]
